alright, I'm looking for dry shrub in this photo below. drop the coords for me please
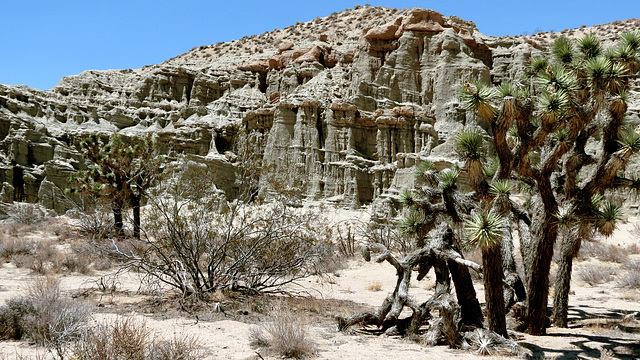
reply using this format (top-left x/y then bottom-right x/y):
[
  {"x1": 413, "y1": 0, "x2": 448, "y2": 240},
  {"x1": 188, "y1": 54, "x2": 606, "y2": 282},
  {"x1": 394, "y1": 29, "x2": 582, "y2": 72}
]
[
  {"x1": 23, "y1": 241, "x2": 64, "y2": 274},
  {"x1": 0, "y1": 236, "x2": 35, "y2": 260},
  {"x1": 72, "y1": 317, "x2": 203, "y2": 360},
  {"x1": 62, "y1": 253, "x2": 93, "y2": 274},
  {"x1": 70, "y1": 204, "x2": 114, "y2": 239},
  {"x1": 250, "y1": 305, "x2": 314, "y2": 359},
  {"x1": 8, "y1": 203, "x2": 47, "y2": 225},
  {"x1": 577, "y1": 265, "x2": 616, "y2": 285},
  {"x1": 0, "y1": 277, "x2": 90, "y2": 359},
  {"x1": 618, "y1": 261, "x2": 640, "y2": 289},
  {"x1": 578, "y1": 241, "x2": 629, "y2": 263}
]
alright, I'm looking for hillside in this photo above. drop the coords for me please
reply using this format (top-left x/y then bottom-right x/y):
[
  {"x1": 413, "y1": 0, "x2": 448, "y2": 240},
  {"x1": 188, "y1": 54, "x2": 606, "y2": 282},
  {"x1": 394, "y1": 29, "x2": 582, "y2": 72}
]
[{"x1": 0, "y1": 5, "x2": 638, "y2": 212}]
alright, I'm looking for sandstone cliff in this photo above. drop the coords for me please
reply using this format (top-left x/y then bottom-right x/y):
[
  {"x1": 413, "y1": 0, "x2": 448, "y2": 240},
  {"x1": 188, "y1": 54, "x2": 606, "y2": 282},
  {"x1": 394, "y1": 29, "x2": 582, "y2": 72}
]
[{"x1": 0, "y1": 6, "x2": 639, "y2": 211}]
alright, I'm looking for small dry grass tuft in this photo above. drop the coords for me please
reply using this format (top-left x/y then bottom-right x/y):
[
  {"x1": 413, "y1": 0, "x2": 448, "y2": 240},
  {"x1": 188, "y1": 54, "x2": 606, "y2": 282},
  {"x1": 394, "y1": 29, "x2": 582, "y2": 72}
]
[
  {"x1": 577, "y1": 265, "x2": 616, "y2": 286},
  {"x1": 365, "y1": 280, "x2": 383, "y2": 292},
  {"x1": 250, "y1": 305, "x2": 315, "y2": 359}
]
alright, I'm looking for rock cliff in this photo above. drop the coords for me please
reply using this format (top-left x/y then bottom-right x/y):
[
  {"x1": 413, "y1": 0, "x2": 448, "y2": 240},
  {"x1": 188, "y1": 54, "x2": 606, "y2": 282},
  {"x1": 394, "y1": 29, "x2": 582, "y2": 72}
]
[{"x1": 0, "y1": 6, "x2": 639, "y2": 211}]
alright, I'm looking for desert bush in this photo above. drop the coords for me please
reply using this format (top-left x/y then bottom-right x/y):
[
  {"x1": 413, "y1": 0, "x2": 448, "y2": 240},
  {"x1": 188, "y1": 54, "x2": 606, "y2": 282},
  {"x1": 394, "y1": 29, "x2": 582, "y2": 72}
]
[
  {"x1": 361, "y1": 220, "x2": 413, "y2": 254},
  {"x1": 0, "y1": 236, "x2": 35, "y2": 260},
  {"x1": 101, "y1": 166, "x2": 324, "y2": 297},
  {"x1": 70, "y1": 203, "x2": 115, "y2": 240},
  {"x1": 0, "y1": 277, "x2": 90, "y2": 358},
  {"x1": 72, "y1": 317, "x2": 203, "y2": 360},
  {"x1": 578, "y1": 241, "x2": 629, "y2": 263},
  {"x1": 250, "y1": 305, "x2": 314, "y2": 359},
  {"x1": 61, "y1": 253, "x2": 93, "y2": 274},
  {"x1": 617, "y1": 260, "x2": 640, "y2": 289},
  {"x1": 577, "y1": 265, "x2": 616, "y2": 285},
  {"x1": 8, "y1": 202, "x2": 47, "y2": 225},
  {"x1": 24, "y1": 242, "x2": 64, "y2": 274},
  {"x1": 332, "y1": 220, "x2": 358, "y2": 257}
]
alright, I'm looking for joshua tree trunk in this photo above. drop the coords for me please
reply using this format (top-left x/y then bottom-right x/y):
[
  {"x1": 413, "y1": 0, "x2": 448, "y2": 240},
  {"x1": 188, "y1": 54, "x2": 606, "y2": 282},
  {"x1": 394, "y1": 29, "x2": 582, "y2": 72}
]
[
  {"x1": 552, "y1": 225, "x2": 584, "y2": 327},
  {"x1": 524, "y1": 208, "x2": 558, "y2": 335},
  {"x1": 552, "y1": 252, "x2": 573, "y2": 327},
  {"x1": 483, "y1": 244, "x2": 507, "y2": 336},
  {"x1": 113, "y1": 205, "x2": 124, "y2": 236},
  {"x1": 337, "y1": 225, "x2": 482, "y2": 341},
  {"x1": 132, "y1": 193, "x2": 141, "y2": 239},
  {"x1": 501, "y1": 217, "x2": 526, "y2": 307}
]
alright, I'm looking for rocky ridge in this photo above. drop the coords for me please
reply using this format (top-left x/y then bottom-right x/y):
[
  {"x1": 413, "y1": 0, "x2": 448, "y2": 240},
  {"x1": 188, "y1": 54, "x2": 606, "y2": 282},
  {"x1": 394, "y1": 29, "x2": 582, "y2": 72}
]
[{"x1": 0, "y1": 6, "x2": 639, "y2": 212}]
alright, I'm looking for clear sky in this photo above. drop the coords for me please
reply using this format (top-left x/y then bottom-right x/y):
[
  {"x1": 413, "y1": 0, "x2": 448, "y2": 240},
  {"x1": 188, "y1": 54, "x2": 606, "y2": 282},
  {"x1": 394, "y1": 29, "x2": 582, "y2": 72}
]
[{"x1": 1, "y1": 0, "x2": 638, "y2": 90}]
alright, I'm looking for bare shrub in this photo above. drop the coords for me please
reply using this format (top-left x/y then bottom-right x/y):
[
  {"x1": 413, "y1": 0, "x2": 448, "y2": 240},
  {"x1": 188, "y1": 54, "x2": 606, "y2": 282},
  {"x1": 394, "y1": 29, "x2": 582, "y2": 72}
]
[
  {"x1": 101, "y1": 166, "x2": 324, "y2": 297},
  {"x1": 250, "y1": 305, "x2": 314, "y2": 359},
  {"x1": 25, "y1": 242, "x2": 64, "y2": 274},
  {"x1": 71, "y1": 204, "x2": 114, "y2": 239},
  {"x1": 62, "y1": 253, "x2": 93, "y2": 274},
  {"x1": 361, "y1": 220, "x2": 413, "y2": 254},
  {"x1": 577, "y1": 265, "x2": 616, "y2": 285},
  {"x1": 332, "y1": 220, "x2": 358, "y2": 257},
  {"x1": 8, "y1": 202, "x2": 47, "y2": 225},
  {"x1": 618, "y1": 261, "x2": 640, "y2": 289},
  {"x1": 578, "y1": 241, "x2": 629, "y2": 263},
  {"x1": 0, "y1": 277, "x2": 90, "y2": 358},
  {"x1": 72, "y1": 317, "x2": 203, "y2": 360},
  {"x1": 0, "y1": 236, "x2": 35, "y2": 260}
]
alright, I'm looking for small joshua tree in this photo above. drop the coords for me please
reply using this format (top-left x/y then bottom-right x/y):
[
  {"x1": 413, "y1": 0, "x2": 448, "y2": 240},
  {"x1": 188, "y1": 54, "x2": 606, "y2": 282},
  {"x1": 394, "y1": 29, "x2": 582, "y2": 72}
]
[{"x1": 70, "y1": 134, "x2": 162, "y2": 238}]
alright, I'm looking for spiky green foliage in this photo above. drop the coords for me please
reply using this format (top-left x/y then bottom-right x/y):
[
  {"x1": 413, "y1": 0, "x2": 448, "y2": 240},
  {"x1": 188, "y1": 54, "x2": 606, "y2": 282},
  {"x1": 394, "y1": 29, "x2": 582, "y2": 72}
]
[
  {"x1": 415, "y1": 160, "x2": 438, "y2": 186},
  {"x1": 537, "y1": 64, "x2": 577, "y2": 93},
  {"x1": 459, "y1": 80, "x2": 496, "y2": 121},
  {"x1": 466, "y1": 210, "x2": 504, "y2": 250},
  {"x1": 553, "y1": 128, "x2": 569, "y2": 142},
  {"x1": 620, "y1": 31, "x2": 640, "y2": 52},
  {"x1": 455, "y1": 129, "x2": 486, "y2": 161},
  {"x1": 530, "y1": 57, "x2": 549, "y2": 75},
  {"x1": 584, "y1": 56, "x2": 612, "y2": 86},
  {"x1": 597, "y1": 202, "x2": 622, "y2": 237},
  {"x1": 490, "y1": 180, "x2": 512, "y2": 214},
  {"x1": 400, "y1": 189, "x2": 415, "y2": 206},
  {"x1": 71, "y1": 134, "x2": 162, "y2": 237},
  {"x1": 552, "y1": 37, "x2": 574, "y2": 64},
  {"x1": 489, "y1": 180, "x2": 512, "y2": 196},
  {"x1": 577, "y1": 33, "x2": 602, "y2": 60},
  {"x1": 399, "y1": 209, "x2": 426, "y2": 236},
  {"x1": 538, "y1": 90, "x2": 569, "y2": 121},
  {"x1": 483, "y1": 155, "x2": 500, "y2": 179},
  {"x1": 591, "y1": 193, "x2": 604, "y2": 209},
  {"x1": 438, "y1": 168, "x2": 460, "y2": 192},
  {"x1": 616, "y1": 128, "x2": 640, "y2": 157},
  {"x1": 496, "y1": 82, "x2": 526, "y2": 99},
  {"x1": 555, "y1": 205, "x2": 577, "y2": 229}
]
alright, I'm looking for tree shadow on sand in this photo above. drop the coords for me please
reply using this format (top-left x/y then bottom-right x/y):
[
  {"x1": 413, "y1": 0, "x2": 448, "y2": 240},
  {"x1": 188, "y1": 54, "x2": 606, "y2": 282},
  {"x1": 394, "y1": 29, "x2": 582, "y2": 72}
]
[{"x1": 520, "y1": 306, "x2": 640, "y2": 359}]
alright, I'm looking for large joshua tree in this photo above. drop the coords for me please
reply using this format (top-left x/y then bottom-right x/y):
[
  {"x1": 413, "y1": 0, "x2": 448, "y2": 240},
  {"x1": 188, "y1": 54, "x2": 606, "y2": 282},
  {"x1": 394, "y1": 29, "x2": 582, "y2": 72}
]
[{"x1": 459, "y1": 31, "x2": 640, "y2": 335}]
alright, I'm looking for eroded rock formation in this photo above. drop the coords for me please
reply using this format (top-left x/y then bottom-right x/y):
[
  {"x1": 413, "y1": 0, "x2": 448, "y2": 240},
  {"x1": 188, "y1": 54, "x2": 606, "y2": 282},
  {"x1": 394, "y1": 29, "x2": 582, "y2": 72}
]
[{"x1": 0, "y1": 6, "x2": 638, "y2": 211}]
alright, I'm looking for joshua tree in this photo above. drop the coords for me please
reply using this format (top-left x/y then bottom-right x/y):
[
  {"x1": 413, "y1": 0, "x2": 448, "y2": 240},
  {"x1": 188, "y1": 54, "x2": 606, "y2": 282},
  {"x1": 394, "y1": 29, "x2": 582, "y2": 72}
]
[
  {"x1": 455, "y1": 129, "x2": 523, "y2": 337},
  {"x1": 459, "y1": 31, "x2": 640, "y2": 334},
  {"x1": 71, "y1": 134, "x2": 162, "y2": 238}
]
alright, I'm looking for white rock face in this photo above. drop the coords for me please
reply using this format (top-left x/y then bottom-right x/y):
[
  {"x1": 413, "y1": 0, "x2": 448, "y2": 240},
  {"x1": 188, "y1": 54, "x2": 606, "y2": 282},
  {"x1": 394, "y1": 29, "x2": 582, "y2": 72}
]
[{"x1": 0, "y1": 6, "x2": 638, "y2": 210}]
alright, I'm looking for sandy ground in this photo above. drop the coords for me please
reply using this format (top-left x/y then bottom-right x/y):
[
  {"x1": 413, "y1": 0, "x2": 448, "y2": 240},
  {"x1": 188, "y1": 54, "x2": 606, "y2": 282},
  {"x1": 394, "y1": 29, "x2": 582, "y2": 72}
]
[{"x1": 0, "y1": 217, "x2": 639, "y2": 359}]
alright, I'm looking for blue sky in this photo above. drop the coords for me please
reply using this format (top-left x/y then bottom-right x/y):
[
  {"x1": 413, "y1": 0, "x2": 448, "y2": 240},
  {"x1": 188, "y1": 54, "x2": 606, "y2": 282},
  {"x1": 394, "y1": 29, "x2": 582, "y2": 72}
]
[{"x1": 1, "y1": 0, "x2": 638, "y2": 90}]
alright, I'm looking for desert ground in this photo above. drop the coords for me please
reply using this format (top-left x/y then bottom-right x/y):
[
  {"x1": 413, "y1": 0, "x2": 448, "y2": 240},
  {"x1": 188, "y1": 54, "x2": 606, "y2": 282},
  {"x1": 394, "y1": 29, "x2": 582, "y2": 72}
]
[{"x1": 0, "y1": 208, "x2": 638, "y2": 360}]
